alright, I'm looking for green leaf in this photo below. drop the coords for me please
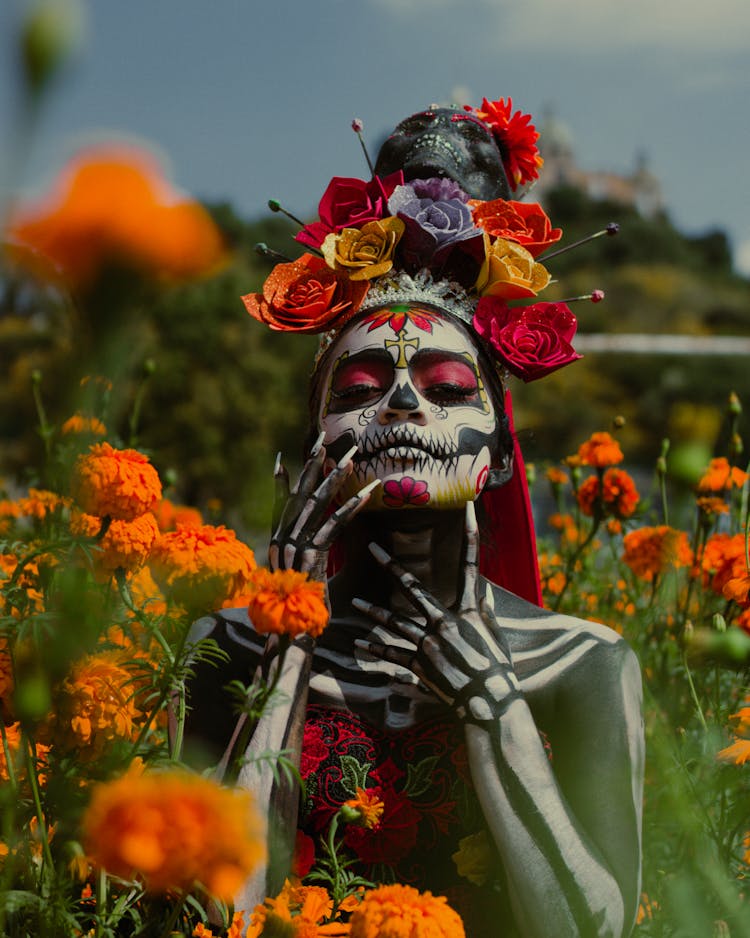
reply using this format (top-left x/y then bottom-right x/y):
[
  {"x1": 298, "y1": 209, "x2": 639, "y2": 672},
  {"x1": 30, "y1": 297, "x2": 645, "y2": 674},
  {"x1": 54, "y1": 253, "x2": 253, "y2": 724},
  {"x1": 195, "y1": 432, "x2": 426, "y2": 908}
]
[{"x1": 339, "y1": 754, "x2": 371, "y2": 795}]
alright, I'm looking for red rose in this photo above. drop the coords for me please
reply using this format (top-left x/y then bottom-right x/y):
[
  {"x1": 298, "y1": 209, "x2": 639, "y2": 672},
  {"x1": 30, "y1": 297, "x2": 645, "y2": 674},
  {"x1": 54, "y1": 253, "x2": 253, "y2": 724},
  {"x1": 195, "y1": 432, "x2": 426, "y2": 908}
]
[
  {"x1": 473, "y1": 298, "x2": 582, "y2": 382},
  {"x1": 471, "y1": 199, "x2": 561, "y2": 257},
  {"x1": 344, "y1": 784, "x2": 420, "y2": 865},
  {"x1": 241, "y1": 253, "x2": 368, "y2": 333},
  {"x1": 296, "y1": 173, "x2": 404, "y2": 250}
]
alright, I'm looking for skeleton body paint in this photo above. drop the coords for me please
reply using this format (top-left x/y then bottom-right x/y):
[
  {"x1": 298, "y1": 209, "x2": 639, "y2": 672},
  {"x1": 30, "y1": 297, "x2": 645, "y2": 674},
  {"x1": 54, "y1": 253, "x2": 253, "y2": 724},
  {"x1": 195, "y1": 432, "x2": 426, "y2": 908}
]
[
  {"x1": 319, "y1": 304, "x2": 498, "y2": 510},
  {"x1": 184, "y1": 94, "x2": 643, "y2": 937}
]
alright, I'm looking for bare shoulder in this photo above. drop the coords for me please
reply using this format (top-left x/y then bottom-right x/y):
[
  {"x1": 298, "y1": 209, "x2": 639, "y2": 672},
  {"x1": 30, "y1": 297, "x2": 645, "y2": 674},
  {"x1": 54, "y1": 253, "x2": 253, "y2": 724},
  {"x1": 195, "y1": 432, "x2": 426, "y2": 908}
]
[{"x1": 484, "y1": 580, "x2": 640, "y2": 701}]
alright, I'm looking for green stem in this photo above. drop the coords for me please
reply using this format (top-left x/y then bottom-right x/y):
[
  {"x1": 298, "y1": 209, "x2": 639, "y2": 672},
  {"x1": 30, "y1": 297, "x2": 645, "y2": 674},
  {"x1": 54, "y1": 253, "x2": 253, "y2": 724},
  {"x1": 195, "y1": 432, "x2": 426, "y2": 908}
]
[
  {"x1": 24, "y1": 732, "x2": 54, "y2": 877},
  {"x1": 682, "y1": 653, "x2": 708, "y2": 733},
  {"x1": 95, "y1": 866, "x2": 107, "y2": 938},
  {"x1": 156, "y1": 893, "x2": 187, "y2": 938},
  {"x1": 552, "y1": 515, "x2": 603, "y2": 611}
]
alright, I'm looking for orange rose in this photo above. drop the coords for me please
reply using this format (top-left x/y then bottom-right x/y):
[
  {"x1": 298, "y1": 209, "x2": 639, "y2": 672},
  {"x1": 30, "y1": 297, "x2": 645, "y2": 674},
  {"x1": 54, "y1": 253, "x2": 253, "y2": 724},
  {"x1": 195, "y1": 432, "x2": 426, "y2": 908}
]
[
  {"x1": 242, "y1": 253, "x2": 368, "y2": 333},
  {"x1": 471, "y1": 199, "x2": 561, "y2": 257}
]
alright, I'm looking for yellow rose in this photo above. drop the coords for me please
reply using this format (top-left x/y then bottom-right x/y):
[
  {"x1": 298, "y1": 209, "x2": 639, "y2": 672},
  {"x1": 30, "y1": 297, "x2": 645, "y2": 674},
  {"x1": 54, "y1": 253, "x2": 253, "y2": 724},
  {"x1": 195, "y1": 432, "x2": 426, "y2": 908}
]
[
  {"x1": 451, "y1": 830, "x2": 493, "y2": 886},
  {"x1": 322, "y1": 217, "x2": 404, "y2": 281},
  {"x1": 475, "y1": 234, "x2": 550, "y2": 298}
]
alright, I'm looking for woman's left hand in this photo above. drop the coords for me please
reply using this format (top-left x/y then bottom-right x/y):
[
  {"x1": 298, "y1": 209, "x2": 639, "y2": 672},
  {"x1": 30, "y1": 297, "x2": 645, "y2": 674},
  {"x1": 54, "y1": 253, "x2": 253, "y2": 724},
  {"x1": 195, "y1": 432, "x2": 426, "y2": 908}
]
[{"x1": 353, "y1": 502, "x2": 522, "y2": 727}]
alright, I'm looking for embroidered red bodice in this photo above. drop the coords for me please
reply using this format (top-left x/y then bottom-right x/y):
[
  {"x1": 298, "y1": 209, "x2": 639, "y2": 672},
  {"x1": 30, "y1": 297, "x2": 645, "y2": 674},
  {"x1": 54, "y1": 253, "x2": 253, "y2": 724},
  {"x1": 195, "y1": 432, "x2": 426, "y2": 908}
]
[{"x1": 298, "y1": 704, "x2": 515, "y2": 935}]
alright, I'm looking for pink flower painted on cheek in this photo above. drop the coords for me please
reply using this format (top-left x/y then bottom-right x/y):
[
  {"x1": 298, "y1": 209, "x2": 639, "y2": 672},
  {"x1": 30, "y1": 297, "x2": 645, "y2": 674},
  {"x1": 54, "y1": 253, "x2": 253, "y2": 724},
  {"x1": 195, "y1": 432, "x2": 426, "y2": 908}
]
[{"x1": 382, "y1": 477, "x2": 430, "y2": 508}]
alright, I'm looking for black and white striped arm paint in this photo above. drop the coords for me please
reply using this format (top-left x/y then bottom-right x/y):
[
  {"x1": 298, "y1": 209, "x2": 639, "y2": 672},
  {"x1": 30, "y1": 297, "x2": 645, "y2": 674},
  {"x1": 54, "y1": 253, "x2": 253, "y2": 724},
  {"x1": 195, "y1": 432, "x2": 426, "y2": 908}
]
[{"x1": 354, "y1": 502, "x2": 644, "y2": 938}]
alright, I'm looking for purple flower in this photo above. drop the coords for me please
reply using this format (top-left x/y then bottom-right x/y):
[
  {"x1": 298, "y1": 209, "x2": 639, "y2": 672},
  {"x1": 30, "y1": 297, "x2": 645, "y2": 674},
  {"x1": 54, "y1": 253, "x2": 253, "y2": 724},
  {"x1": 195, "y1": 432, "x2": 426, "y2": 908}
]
[{"x1": 387, "y1": 177, "x2": 483, "y2": 285}]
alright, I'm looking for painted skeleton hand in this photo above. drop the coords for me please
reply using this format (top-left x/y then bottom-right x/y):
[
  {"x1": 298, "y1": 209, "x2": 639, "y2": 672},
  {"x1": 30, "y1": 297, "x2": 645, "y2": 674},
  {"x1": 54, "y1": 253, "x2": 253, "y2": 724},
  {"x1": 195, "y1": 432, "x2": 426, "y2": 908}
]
[
  {"x1": 270, "y1": 432, "x2": 378, "y2": 582},
  {"x1": 353, "y1": 502, "x2": 521, "y2": 727}
]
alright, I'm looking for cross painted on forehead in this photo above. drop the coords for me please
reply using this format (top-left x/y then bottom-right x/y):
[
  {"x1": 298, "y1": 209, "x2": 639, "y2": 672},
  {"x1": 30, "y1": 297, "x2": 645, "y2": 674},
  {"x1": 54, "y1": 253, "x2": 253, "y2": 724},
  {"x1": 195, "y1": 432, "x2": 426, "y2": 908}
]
[{"x1": 321, "y1": 305, "x2": 492, "y2": 419}]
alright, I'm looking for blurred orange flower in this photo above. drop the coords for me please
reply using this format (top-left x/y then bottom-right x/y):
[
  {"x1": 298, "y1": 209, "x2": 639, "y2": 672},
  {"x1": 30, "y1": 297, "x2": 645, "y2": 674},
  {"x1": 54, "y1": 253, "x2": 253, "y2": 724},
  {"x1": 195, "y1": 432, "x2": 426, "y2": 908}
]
[
  {"x1": 0, "y1": 553, "x2": 44, "y2": 617},
  {"x1": 246, "y1": 881, "x2": 349, "y2": 938},
  {"x1": 701, "y1": 533, "x2": 747, "y2": 596},
  {"x1": 246, "y1": 568, "x2": 329, "y2": 639},
  {"x1": 349, "y1": 884, "x2": 464, "y2": 938},
  {"x1": 16, "y1": 488, "x2": 70, "y2": 521},
  {"x1": 149, "y1": 524, "x2": 256, "y2": 610},
  {"x1": 72, "y1": 443, "x2": 162, "y2": 522},
  {"x1": 577, "y1": 432, "x2": 623, "y2": 468},
  {"x1": 82, "y1": 770, "x2": 265, "y2": 899},
  {"x1": 697, "y1": 457, "x2": 749, "y2": 494},
  {"x1": 51, "y1": 650, "x2": 145, "y2": 759},
  {"x1": 717, "y1": 699, "x2": 750, "y2": 765},
  {"x1": 576, "y1": 469, "x2": 639, "y2": 519},
  {"x1": 152, "y1": 498, "x2": 203, "y2": 533},
  {"x1": 61, "y1": 414, "x2": 107, "y2": 437},
  {"x1": 622, "y1": 526, "x2": 693, "y2": 582},
  {"x1": 7, "y1": 146, "x2": 227, "y2": 291},
  {"x1": 546, "y1": 467, "x2": 569, "y2": 487},
  {"x1": 0, "y1": 722, "x2": 50, "y2": 784},
  {"x1": 71, "y1": 510, "x2": 160, "y2": 576}
]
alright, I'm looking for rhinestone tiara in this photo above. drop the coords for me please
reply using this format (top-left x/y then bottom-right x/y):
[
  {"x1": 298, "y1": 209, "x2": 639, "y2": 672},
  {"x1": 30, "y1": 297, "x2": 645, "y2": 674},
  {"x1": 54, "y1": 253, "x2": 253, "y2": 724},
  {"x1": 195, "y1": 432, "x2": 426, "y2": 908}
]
[{"x1": 314, "y1": 268, "x2": 478, "y2": 366}]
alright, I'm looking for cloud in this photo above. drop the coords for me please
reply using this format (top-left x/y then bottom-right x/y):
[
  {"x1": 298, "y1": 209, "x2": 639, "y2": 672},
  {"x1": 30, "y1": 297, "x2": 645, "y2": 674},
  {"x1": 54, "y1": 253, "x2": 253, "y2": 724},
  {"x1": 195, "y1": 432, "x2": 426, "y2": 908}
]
[{"x1": 370, "y1": 0, "x2": 750, "y2": 53}]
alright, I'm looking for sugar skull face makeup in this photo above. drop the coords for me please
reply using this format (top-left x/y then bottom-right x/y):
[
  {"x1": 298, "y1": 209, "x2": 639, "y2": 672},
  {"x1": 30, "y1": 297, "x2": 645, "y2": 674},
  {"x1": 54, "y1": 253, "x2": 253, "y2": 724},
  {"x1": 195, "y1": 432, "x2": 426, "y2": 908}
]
[{"x1": 317, "y1": 305, "x2": 503, "y2": 510}]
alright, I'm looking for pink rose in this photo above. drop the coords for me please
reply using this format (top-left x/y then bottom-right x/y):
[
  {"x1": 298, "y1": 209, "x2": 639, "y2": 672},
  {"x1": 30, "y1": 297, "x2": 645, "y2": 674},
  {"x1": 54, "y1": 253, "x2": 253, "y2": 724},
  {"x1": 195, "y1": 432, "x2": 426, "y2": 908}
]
[
  {"x1": 296, "y1": 172, "x2": 404, "y2": 249},
  {"x1": 473, "y1": 298, "x2": 582, "y2": 382}
]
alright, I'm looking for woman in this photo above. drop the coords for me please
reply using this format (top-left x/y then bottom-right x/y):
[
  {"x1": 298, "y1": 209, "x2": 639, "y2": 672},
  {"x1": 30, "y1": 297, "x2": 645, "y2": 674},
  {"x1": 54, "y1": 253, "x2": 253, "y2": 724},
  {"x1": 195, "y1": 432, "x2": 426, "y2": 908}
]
[{"x1": 185, "y1": 96, "x2": 644, "y2": 937}]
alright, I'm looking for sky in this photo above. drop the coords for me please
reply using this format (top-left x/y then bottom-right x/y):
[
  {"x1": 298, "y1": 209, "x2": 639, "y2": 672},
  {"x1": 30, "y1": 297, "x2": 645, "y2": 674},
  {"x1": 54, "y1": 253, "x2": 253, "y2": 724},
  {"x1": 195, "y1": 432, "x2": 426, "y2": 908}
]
[{"x1": 2, "y1": 0, "x2": 750, "y2": 274}]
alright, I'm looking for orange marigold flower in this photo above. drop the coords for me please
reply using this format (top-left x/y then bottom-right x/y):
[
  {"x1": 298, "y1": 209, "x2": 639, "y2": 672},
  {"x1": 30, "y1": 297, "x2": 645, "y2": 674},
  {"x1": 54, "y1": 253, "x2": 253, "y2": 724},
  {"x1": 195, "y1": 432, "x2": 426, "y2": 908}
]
[
  {"x1": 50, "y1": 650, "x2": 144, "y2": 760},
  {"x1": 246, "y1": 568, "x2": 329, "y2": 639},
  {"x1": 717, "y1": 738, "x2": 750, "y2": 765},
  {"x1": 152, "y1": 498, "x2": 203, "y2": 533},
  {"x1": 16, "y1": 488, "x2": 70, "y2": 520},
  {"x1": 82, "y1": 770, "x2": 265, "y2": 899},
  {"x1": 349, "y1": 884, "x2": 464, "y2": 938},
  {"x1": 697, "y1": 457, "x2": 749, "y2": 494},
  {"x1": 71, "y1": 510, "x2": 160, "y2": 576},
  {"x1": 0, "y1": 553, "x2": 44, "y2": 617},
  {"x1": 342, "y1": 787, "x2": 385, "y2": 830},
  {"x1": 723, "y1": 574, "x2": 750, "y2": 607},
  {"x1": 701, "y1": 533, "x2": 747, "y2": 596},
  {"x1": 577, "y1": 431, "x2": 624, "y2": 468},
  {"x1": 73, "y1": 443, "x2": 162, "y2": 522},
  {"x1": 576, "y1": 469, "x2": 639, "y2": 519},
  {"x1": 546, "y1": 466, "x2": 569, "y2": 487},
  {"x1": 149, "y1": 524, "x2": 257, "y2": 610},
  {"x1": 61, "y1": 413, "x2": 107, "y2": 437},
  {"x1": 0, "y1": 722, "x2": 49, "y2": 783},
  {"x1": 126, "y1": 564, "x2": 169, "y2": 617},
  {"x1": 246, "y1": 881, "x2": 348, "y2": 938},
  {"x1": 7, "y1": 145, "x2": 227, "y2": 291},
  {"x1": 622, "y1": 526, "x2": 693, "y2": 582},
  {"x1": 696, "y1": 496, "x2": 729, "y2": 518}
]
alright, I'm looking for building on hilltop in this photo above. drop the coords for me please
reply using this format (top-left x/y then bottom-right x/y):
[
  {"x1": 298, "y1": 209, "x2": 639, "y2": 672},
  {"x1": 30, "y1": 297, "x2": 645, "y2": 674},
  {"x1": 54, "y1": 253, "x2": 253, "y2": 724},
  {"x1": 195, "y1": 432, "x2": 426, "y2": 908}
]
[{"x1": 533, "y1": 107, "x2": 664, "y2": 218}]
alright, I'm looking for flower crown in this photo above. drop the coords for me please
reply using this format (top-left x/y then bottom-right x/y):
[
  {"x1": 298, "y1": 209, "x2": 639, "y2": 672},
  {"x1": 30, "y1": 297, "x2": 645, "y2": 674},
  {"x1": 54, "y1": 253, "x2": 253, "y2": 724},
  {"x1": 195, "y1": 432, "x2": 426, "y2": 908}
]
[{"x1": 242, "y1": 96, "x2": 614, "y2": 383}]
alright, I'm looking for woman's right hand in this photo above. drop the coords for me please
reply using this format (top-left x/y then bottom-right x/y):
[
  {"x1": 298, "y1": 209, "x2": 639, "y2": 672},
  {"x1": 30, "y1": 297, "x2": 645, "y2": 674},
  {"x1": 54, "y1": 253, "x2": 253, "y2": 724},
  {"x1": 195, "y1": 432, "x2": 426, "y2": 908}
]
[{"x1": 269, "y1": 432, "x2": 379, "y2": 584}]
